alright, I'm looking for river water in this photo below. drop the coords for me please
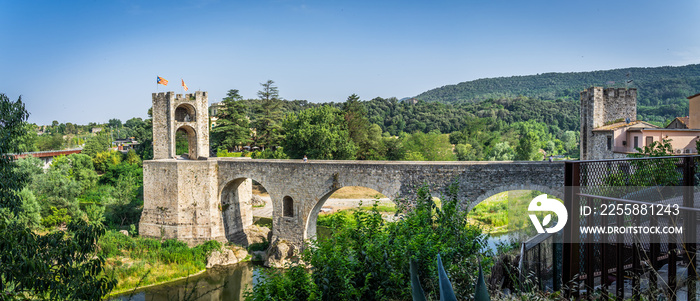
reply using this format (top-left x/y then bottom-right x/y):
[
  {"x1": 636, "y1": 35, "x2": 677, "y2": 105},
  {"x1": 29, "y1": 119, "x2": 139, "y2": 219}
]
[{"x1": 110, "y1": 261, "x2": 264, "y2": 301}]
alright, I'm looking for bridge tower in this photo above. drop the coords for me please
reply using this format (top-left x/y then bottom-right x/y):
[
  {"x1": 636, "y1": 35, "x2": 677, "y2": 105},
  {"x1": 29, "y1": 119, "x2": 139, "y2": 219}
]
[{"x1": 152, "y1": 91, "x2": 210, "y2": 159}]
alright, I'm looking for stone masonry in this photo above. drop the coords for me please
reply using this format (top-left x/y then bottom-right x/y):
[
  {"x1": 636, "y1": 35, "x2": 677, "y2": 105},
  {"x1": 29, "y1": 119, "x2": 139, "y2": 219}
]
[
  {"x1": 140, "y1": 158, "x2": 564, "y2": 248},
  {"x1": 580, "y1": 87, "x2": 637, "y2": 160},
  {"x1": 152, "y1": 91, "x2": 210, "y2": 160}
]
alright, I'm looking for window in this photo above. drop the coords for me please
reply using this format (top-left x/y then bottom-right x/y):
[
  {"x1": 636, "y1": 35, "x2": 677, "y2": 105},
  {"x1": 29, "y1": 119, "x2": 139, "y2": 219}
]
[
  {"x1": 607, "y1": 136, "x2": 612, "y2": 151},
  {"x1": 283, "y1": 196, "x2": 294, "y2": 217},
  {"x1": 646, "y1": 136, "x2": 653, "y2": 146},
  {"x1": 634, "y1": 136, "x2": 638, "y2": 149}
]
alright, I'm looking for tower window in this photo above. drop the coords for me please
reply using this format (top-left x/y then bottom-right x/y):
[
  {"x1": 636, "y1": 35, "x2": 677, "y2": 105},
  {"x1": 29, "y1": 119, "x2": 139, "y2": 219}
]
[
  {"x1": 607, "y1": 136, "x2": 612, "y2": 151},
  {"x1": 634, "y1": 136, "x2": 639, "y2": 149}
]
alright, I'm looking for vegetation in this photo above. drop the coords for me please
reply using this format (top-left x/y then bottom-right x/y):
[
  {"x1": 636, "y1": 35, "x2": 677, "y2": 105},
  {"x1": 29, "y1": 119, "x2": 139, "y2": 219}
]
[
  {"x1": 0, "y1": 93, "x2": 116, "y2": 300},
  {"x1": 98, "y1": 231, "x2": 221, "y2": 293},
  {"x1": 211, "y1": 89, "x2": 251, "y2": 152},
  {"x1": 247, "y1": 184, "x2": 489, "y2": 300}
]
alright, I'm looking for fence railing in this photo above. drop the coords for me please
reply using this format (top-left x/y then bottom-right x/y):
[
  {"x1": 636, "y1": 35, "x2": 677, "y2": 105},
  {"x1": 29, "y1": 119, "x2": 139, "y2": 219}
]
[{"x1": 560, "y1": 155, "x2": 700, "y2": 300}]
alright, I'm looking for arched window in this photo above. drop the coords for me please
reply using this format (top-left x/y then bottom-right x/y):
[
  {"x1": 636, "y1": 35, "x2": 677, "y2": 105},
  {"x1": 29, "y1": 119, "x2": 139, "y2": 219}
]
[
  {"x1": 283, "y1": 196, "x2": 294, "y2": 217},
  {"x1": 175, "y1": 104, "x2": 196, "y2": 122}
]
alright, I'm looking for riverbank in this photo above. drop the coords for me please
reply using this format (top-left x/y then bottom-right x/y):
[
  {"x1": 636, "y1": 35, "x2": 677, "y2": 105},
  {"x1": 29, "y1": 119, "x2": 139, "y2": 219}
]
[{"x1": 99, "y1": 230, "x2": 235, "y2": 297}]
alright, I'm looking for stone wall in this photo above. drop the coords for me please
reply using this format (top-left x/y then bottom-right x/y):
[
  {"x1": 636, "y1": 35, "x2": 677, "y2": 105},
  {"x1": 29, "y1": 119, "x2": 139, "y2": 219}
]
[{"x1": 580, "y1": 87, "x2": 637, "y2": 160}]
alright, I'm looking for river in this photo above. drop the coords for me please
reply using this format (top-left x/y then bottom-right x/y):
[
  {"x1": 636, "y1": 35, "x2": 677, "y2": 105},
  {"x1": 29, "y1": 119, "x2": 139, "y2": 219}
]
[{"x1": 110, "y1": 261, "x2": 264, "y2": 301}]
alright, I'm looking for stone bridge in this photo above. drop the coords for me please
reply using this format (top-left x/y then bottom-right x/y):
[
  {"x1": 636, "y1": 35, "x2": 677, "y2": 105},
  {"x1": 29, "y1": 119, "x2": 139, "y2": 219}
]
[{"x1": 139, "y1": 158, "x2": 564, "y2": 253}]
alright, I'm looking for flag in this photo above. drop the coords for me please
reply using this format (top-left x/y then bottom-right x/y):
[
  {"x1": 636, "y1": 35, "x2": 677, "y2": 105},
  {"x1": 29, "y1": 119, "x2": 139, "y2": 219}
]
[
  {"x1": 182, "y1": 79, "x2": 188, "y2": 91},
  {"x1": 157, "y1": 76, "x2": 168, "y2": 86}
]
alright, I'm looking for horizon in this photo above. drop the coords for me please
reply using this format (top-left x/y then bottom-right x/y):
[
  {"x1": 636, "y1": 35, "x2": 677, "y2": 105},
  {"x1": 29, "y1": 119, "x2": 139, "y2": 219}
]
[{"x1": 2, "y1": 0, "x2": 699, "y2": 125}]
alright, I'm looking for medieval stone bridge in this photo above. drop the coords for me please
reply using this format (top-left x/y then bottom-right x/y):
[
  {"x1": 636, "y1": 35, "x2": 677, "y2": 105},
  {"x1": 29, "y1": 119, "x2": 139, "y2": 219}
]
[{"x1": 139, "y1": 158, "x2": 564, "y2": 252}]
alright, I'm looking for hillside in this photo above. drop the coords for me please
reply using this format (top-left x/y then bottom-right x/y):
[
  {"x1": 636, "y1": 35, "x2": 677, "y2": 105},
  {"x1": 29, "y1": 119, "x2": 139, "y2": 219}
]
[{"x1": 414, "y1": 64, "x2": 700, "y2": 107}]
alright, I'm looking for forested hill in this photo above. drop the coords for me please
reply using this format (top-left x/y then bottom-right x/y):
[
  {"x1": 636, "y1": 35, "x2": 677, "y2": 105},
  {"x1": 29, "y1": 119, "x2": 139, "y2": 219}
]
[{"x1": 414, "y1": 64, "x2": 700, "y2": 106}]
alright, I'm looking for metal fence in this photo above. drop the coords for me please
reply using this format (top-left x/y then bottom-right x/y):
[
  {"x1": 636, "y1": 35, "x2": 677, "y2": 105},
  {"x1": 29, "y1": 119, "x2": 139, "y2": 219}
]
[{"x1": 562, "y1": 155, "x2": 700, "y2": 300}]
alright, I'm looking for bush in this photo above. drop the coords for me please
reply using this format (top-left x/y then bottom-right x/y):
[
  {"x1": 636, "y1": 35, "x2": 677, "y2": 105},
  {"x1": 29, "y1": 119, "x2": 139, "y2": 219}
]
[{"x1": 248, "y1": 184, "x2": 488, "y2": 300}]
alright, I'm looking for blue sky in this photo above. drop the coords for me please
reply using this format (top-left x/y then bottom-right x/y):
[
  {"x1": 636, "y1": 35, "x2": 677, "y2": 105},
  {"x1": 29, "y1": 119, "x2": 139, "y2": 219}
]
[{"x1": 1, "y1": 0, "x2": 698, "y2": 125}]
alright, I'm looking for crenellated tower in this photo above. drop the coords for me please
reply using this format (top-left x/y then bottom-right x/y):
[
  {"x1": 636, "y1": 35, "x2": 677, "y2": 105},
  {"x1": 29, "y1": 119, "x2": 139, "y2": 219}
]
[
  {"x1": 580, "y1": 87, "x2": 637, "y2": 160},
  {"x1": 152, "y1": 91, "x2": 210, "y2": 159}
]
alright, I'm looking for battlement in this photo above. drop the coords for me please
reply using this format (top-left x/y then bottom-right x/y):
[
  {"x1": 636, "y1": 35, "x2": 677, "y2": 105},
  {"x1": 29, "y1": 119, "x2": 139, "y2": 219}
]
[
  {"x1": 580, "y1": 87, "x2": 637, "y2": 99},
  {"x1": 152, "y1": 91, "x2": 208, "y2": 102}
]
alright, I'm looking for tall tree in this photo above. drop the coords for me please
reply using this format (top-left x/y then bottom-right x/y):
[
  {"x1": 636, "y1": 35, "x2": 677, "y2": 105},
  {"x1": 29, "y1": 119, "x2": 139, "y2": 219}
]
[
  {"x1": 342, "y1": 94, "x2": 383, "y2": 159},
  {"x1": 211, "y1": 89, "x2": 251, "y2": 151},
  {"x1": 0, "y1": 93, "x2": 116, "y2": 299},
  {"x1": 282, "y1": 105, "x2": 357, "y2": 160},
  {"x1": 252, "y1": 80, "x2": 284, "y2": 149}
]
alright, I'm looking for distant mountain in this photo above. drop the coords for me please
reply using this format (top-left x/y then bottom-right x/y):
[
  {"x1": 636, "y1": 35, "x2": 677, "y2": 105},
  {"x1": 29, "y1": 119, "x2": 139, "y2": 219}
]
[{"x1": 414, "y1": 64, "x2": 700, "y2": 107}]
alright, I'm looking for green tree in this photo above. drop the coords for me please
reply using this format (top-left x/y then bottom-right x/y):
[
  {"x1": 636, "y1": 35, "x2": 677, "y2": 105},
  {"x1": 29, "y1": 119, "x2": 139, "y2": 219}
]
[
  {"x1": 487, "y1": 141, "x2": 515, "y2": 161},
  {"x1": 36, "y1": 132, "x2": 65, "y2": 151},
  {"x1": 402, "y1": 131, "x2": 456, "y2": 161},
  {"x1": 82, "y1": 134, "x2": 110, "y2": 157},
  {"x1": 515, "y1": 131, "x2": 541, "y2": 161},
  {"x1": 282, "y1": 105, "x2": 357, "y2": 160},
  {"x1": 252, "y1": 80, "x2": 284, "y2": 149},
  {"x1": 0, "y1": 93, "x2": 115, "y2": 299},
  {"x1": 211, "y1": 89, "x2": 252, "y2": 152}
]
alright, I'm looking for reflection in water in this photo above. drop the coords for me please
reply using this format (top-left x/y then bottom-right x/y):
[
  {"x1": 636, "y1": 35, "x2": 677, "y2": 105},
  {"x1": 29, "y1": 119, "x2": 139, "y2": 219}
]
[{"x1": 111, "y1": 261, "x2": 263, "y2": 301}]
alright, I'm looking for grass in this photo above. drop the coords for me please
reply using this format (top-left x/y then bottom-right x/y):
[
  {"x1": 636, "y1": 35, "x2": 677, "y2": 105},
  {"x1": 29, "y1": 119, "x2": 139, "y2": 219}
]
[
  {"x1": 467, "y1": 190, "x2": 556, "y2": 234},
  {"x1": 99, "y1": 230, "x2": 223, "y2": 295}
]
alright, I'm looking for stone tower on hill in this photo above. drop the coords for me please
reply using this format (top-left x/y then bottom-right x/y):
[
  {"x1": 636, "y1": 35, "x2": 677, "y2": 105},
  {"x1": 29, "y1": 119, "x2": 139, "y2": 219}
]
[{"x1": 152, "y1": 91, "x2": 210, "y2": 159}]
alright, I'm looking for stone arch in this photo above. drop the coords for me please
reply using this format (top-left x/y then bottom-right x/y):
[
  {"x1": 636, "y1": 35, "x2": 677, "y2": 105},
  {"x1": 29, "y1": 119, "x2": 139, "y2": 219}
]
[
  {"x1": 175, "y1": 125, "x2": 197, "y2": 158},
  {"x1": 465, "y1": 184, "x2": 564, "y2": 213},
  {"x1": 175, "y1": 103, "x2": 196, "y2": 122},
  {"x1": 304, "y1": 185, "x2": 394, "y2": 241},
  {"x1": 220, "y1": 178, "x2": 253, "y2": 244}
]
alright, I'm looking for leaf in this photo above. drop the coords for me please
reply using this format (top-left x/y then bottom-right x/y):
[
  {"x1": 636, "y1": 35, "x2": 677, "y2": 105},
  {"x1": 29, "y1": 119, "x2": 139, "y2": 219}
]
[
  {"x1": 410, "y1": 259, "x2": 427, "y2": 301},
  {"x1": 542, "y1": 214, "x2": 552, "y2": 227},
  {"x1": 474, "y1": 259, "x2": 491, "y2": 301},
  {"x1": 437, "y1": 253, "x2": 457, "y2": 301}
]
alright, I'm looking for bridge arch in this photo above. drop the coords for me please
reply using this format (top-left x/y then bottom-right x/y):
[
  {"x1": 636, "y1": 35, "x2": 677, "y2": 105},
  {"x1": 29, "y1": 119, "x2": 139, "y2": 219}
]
[
  {"x1": 218, "y1": 176, "x2": 276, "y2": 245},
  {"x1": 465, "y1": 184, "x2": 564, "y2": 213},
  {"x1": 304, "y1": 184, "x2": 395, "y2": 241}
]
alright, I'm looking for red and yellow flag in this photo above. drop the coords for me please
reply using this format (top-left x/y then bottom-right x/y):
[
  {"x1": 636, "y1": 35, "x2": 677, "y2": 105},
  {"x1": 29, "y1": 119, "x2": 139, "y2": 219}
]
[
  {"x1": 182, "y1": 79, "x2": 188, "y2": 91},
  {"x1": 157, "y1": 76, "x2": 168, "y2": 86}
]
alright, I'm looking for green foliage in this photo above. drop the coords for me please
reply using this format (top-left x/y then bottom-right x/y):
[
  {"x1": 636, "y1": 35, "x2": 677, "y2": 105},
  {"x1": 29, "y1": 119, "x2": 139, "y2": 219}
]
[
  {"x1": 42, "y1": 206, "x2": 72, "y2": 228},
  {"x1": 98, "y1": 231, "x2": 221, "y2": 268},
  {"x1": 125, "y1": 149, "x2": 141, "y2": 165},
  {"x1": 437, "y1": 254, "x2": 458, "y2": 301},
  {"x1": 82, "y1": 133, "x2": 110, "y2": 157},
  {"x1": 252, "y1": 80, "x2": 285, "y2": 148},
  {"x1": 282, "y1": 105, "x2": 357, "y2": 160},
  {"x1": 36, "y1": 132, "x2": 65, "y2": 151},
  {"x1": 402, "y1": 131, "x2": 456, "y2": 161},
  {"x1": 33, "y1": 162, "x2": 82, "y2": 217},
  {"x1": 251, "y1": 147, "x2": 290, "y2": 159},
  {"x1": 216, "y1": 149, "x2": 244, "y2": 157},
  {"x1": 249, "y1": 184, "x2": 487, "y2": 300},
  {"x1": 93, "y1": 151, "x2": 123, "y2": 173},
  {"x1": 1, "y1": 218, "x2": 116, "y2": 300},
  {"x1": 515, "y1": 132, "x2": 541, "y2": 161},
  {"x1": 415, "y1": 64, "x2": 700, "y2": 107},
  {"x1": 15, "y1": 188, "x2": 41, "y2": 228},
  {"x1": 211, "y1": 89, "x2": 252, "y2": 151},
  {"x1": 245, "y1": 265, "x2": 320, "y2": 301}
]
